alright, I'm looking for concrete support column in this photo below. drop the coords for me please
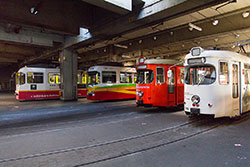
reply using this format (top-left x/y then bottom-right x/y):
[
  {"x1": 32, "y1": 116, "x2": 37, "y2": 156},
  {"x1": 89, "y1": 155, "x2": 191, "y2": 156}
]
[{"x1": 59, "y1": 49, "x2": 78, "y2": 101}]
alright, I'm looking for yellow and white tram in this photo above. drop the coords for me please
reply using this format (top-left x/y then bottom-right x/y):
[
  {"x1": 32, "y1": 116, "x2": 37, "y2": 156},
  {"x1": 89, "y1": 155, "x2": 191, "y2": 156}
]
[
  {"x1": 87, "y1": 65, "x2": 136, "y2": 101},
  {"x1": 184, "y1": 47, "x2": 250, "y2": 118}
]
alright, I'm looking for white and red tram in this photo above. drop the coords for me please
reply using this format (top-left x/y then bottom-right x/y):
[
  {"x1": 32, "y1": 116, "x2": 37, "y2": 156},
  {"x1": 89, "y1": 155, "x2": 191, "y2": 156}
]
[
  {"x1": 15, "y1": 66, "x2": 87, "y2": 100},
  {"x1": 184, "y1": 47, "x2": 250, "y2": 118}
]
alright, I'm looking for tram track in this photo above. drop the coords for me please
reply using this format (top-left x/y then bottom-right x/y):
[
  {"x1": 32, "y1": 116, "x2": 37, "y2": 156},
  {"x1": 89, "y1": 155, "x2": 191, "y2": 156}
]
[{"x1": 0, "y1": 116, "x2": 225, "y2": 166}]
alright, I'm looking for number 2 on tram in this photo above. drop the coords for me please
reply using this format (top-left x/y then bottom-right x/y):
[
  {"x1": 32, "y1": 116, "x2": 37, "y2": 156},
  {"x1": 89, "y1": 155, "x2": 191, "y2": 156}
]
[{"x1": 136, "y1": 57, "x2": 185, "y2": 107}]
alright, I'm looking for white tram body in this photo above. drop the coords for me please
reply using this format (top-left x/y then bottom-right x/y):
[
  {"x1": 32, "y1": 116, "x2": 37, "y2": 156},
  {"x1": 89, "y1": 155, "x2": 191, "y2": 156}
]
[
  {"x1": 15, "y1": 66, "x2": 60, "y2": 100},
  {"x1": 184, "y1": 47, "x2": 250, "y2": 118}
]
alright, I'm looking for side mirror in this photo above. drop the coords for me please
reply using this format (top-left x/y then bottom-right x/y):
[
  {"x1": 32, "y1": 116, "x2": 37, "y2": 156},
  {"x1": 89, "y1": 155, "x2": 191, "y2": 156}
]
[{"x1": 167, "y1": 70, "x2": 172, "y2": 78}]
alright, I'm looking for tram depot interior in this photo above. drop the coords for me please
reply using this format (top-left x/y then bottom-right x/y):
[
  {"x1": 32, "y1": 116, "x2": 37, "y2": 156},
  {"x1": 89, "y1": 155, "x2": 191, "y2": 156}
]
[{"x1": 1, "y1": 0, "x2": 250, "y2": 166}]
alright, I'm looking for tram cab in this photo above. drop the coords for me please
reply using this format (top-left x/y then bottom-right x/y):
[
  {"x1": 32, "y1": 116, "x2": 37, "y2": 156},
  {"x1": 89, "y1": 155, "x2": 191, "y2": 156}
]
[
  {"x1": 87, "y1": 65, "x2": 136, "y2": 101},
  {"x1": 184, "y1": 47, "x2": 250, "y2": 118},
  {"x1": 15, "y1": 66, "x2": 60, "y2": 100},
  {"x1": 136, "y1": 57, "x2": 184, "y2": 107}
]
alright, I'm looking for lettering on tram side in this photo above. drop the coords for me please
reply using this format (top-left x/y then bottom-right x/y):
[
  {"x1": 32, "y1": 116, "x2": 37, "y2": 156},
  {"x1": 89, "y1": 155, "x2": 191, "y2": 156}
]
[{"x1": 31, "y1": 94, "x2": 59, "y2": 98}]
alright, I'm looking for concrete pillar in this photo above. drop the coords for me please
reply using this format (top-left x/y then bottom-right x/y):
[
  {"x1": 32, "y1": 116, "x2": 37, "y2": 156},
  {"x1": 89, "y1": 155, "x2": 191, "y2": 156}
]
[{"x1": 59, "y1": 49, "x2": 78, "y2": 101}]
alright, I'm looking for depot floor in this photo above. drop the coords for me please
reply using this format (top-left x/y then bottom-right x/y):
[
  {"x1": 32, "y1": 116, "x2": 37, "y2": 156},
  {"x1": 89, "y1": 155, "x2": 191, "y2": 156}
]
[{"x1": 0, "y1": 92, "x2": 249, "y2": 167}]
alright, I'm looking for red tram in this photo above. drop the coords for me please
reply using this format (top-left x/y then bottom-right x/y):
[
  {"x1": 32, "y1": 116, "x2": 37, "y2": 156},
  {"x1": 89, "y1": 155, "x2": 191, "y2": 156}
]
[{"x1": 136, "y1": 57, "x2": 184, "y2": 107}]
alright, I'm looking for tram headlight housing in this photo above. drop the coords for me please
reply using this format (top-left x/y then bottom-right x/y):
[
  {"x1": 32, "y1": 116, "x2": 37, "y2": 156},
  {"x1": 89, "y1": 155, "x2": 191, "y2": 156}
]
[
  {"x1": 191, "y1": 95, "x2": 200, "y2": 104},
  {"x1": 138, "y1": 91, "x2": 144, "y2": 98}
]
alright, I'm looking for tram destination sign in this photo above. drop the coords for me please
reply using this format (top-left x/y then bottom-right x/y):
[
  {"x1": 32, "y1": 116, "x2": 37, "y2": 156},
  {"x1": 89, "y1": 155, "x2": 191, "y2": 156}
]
[
  {"x1": 137, "y1": 65, "x2": 147, "y2": 69},
  {"x1": 188, "y1": 58, "x2": 206, "y2": 64}
]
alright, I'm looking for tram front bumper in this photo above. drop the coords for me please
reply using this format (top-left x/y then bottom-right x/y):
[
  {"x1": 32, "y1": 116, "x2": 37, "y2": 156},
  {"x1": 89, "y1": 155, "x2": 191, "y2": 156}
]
[
  {"x1": 190, "y1": 108, "x2": 200, "y2": 115},
  {"x1": 137, "y1": 100, "x2": 143, "y2": 105}
]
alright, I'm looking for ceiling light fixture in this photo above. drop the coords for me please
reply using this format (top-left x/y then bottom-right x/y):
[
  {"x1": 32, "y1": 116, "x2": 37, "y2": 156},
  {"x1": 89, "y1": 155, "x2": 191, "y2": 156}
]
[
  {"x1": 212, "y1": 20, "x2": 219, "y2": 26},
  {"x1": 30, "y1": 7, "x2": 38, "y2": 15},
  {"x1": 189, "y1": 23, "x2": 202, "y2": 32},
  {"x1": 242, "y1": 11, "x2": 250, "y2": 18},
  {"x1": 114, "y1": 44, "x2": 128, "y2": 49},
  {"x1": 235, "y1": 33, "x2": 240, "y2": 38}
]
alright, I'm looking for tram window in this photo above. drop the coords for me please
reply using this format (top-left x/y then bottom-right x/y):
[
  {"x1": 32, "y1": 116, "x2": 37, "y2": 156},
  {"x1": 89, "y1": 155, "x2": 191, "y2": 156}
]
[
  {"x1": 245, "y1": 70, "x2": 250, "y2": 84},
  {"x1": 77, "y1": 72, "x2": 86, "y2": 84},
  {"x1": 137, "y1": 70, "x2": 154, "y2": 84},
  {"x1": 219, "y1": 62, "x2": 229, "y2": 84},
  {"x1": 244, "y1": 64, "x2": 250, "y2": 84},
  {"x1": 180, "y1": 68, "x2": 185, "y2": 84},
  {"x1": 168, "y1": 69, "x2": 174, "y2": 93},
  {"x1": 16, "y1": 72, "x2": 25, "y2": 85},
  {"x1": 88, "y1": 71, "x2": 100, "y2": 85},
  {"x1": 48, "y1": 73, "x2": 60, "y2": 84},
  {"x1": 120, "y1": 72, "x2": 132, "y2": 83},
  {"x1": 156, "y1": 67, "x2": 165, "y2": 83},
  {"x1": 232, "y1": 64, "x2": 238, "y2": 98},
  {"x1": 185, "y1": 66, "x2": 216, "y2": 85},
  {"x1": 103, "y1": 71, "x2": 116, "y2": 83},
  {"x1": 27, "y1": 72, "x2": 43, "y2": 84},
  {"x1": 134, "y1": 73, "x2": 137, "y2": 83}
]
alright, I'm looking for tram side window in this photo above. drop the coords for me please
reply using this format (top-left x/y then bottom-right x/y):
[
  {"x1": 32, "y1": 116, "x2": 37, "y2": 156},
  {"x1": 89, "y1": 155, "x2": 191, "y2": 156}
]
[
  {"x1": 16, "y1": 72, "x2": 25, "y2": 85},
  {"x1": 245, "y1": 70, "x2": 250, "y2": 84},
  {"x1": 244, "y1": 64, "x2": 250, "y2": 84},
  {"x1": 27, "y1": 72, "x2": 44, "y2": 84},
  {"x1": 103, "y1": 71, "x2": 116, "y2": 83},
  {"x1": 156, "y1": 67, "x2": 165, "y2": 83},
  {"x1": 120, "y1": 72, "x2": 133, "y2": 83},
  {"x1": 168, "y1": 69, "x2": 174, "y2": 93},
  {"x1": 219, "y1": 62, "x2": 229, "y2": 84},
  {"x1": 48, "y1": 73, "x2": 60, "y2": 84},
  {"x1": 134, "y1": 73, "x2": 137, "y2": 83}
]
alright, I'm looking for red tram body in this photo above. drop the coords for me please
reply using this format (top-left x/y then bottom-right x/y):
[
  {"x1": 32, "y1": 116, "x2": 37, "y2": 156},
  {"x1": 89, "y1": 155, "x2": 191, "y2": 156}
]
[{"x1": 136, "y1": 58, "x2": 184, "y2": 107}]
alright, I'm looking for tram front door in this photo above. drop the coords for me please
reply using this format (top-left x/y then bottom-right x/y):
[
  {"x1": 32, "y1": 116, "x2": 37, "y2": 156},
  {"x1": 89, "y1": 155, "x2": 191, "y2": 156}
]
[
  {"x1": 232, "y1": 62, "x2": 241, "y2": 116},
  {"x1": 167, "y1": 68, "x2": 176, "y2": 106}
]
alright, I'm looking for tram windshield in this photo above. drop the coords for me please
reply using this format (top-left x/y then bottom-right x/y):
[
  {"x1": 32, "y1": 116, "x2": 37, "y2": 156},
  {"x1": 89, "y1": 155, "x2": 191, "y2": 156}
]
[
  {"x1": 185, "y1": 66, "x2": 216, "y2": 85},
  {"x1": 16, "y1": 72, "x2": 25, "y2": 85},
  {"x1": 88, "y1": 71, "x2": 100, "y2": 85},
  {"x1": 137, "y1": 70, "x2": 154, "y2": 84}
]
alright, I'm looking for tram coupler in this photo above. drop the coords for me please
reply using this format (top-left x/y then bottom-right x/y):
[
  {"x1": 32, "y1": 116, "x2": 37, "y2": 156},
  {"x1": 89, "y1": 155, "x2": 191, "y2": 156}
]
[{"x1": 190, "y1": 108, "x2": 200, "y2": 115}]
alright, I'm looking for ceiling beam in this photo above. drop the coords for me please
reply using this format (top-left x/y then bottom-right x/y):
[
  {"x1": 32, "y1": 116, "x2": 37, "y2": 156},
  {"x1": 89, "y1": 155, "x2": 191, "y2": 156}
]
[
  {"x1": 0, "y1": 0, "x2": 94, "y2": 35},
  {"x1": 0, "y1": 57, "x2": 18, "y2": 63},
  {"x1": 0, "y1": 43, "x2": 39, "y2": 55},
  {"x1": 82, "y1": 0, "x2": 132, "y2": 15},
  {"x1": 0, "y1": 25, "x2": 64, "y2": 47},
  {"x1": 0, "y1": 52, "x2": 28, "y2": 59},
  {"x1": 79, "y1": 7, "x2": 250, "y2": 61},
  {"x1": 65, "y1": 0, "x2": 228, "y2": 48}
]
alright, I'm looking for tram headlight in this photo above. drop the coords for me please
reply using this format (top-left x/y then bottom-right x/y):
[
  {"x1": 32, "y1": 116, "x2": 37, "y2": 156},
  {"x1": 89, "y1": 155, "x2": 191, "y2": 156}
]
[
  {"x1": 191, "y1": 95, "x2": 200, "y2": 104},
  {"x1": 138, "y1": 91, "x2": 144, "y2": 98}
]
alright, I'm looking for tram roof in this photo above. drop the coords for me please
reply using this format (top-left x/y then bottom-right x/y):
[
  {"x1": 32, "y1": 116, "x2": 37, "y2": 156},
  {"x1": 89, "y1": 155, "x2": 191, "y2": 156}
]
[
  {"x1": 88, "y1": 65, "x2": 136, "y2": 72},
  {"x1": 144, "y1": 59, "x2": 180, "y2": 65},
  {"x1": 185, "y1": 49, "x2": 249, "y2": 61}
]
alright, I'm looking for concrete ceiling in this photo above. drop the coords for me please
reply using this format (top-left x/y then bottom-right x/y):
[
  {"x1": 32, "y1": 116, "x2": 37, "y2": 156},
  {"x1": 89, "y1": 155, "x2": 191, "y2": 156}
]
[
  {"x1": 0, "y1": 0, "x2": 249, "y2": 71},
  {"x1": 76, "y1": 0, "x2": 250, "y2": 67}
]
